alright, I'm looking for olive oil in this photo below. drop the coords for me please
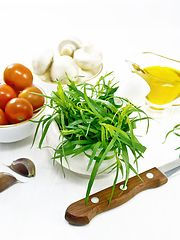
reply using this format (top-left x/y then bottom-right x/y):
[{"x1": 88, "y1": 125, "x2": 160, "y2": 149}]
[{"x1": 136, "y1": 66, "x2": 180, "y2": 105}]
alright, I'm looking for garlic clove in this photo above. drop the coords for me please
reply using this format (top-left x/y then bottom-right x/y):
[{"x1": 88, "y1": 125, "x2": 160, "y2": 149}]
[
  {"x1": 0, "y1": 172, "x2": 19, "y2": 192},
  {"x1": 8, "y1": 158, "x2": 36, "y2": 177}
]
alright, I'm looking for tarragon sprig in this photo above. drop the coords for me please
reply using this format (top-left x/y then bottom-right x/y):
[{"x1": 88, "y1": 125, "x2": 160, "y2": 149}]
[
  {"x1": 32, "y1": 72, "x2": 150, "y2": 204},
  {"x1": 164, "y1": 124, "x2": 180, "y2": 150}
]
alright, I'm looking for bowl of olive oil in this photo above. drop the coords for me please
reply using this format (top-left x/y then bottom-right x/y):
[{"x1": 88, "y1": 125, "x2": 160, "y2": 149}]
[{"x1": 126, "y1": 52, "x2": 180, "y2": 117}]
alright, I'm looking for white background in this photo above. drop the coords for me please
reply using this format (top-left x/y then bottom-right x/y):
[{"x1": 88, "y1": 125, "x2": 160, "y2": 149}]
[{"x1": 1, "y1": 1, "x2": 180, "y2": 239}]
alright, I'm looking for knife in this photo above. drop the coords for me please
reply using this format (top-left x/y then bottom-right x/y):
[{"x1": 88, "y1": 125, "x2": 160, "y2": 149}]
[{"x1": 65, "y1": 158, "x2": 180, "y2": 226}]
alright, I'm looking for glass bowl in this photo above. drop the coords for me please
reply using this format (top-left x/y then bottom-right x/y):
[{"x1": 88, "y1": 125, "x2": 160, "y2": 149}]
[{"x1": 126, "y1": 52, "x2": 180, "y2": 117}]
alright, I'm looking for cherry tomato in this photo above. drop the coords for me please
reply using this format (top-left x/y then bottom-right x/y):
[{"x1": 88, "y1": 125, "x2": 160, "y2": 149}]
[
  {"x1": 5, "y1": 98, "x2": 33, "y2": 124},
  {"x1": 0, "y1": 109, "x2": 8, "y2": 125},
  {"x1": 3, "y1": 63, "x2": 33, "y2": 91},
  {"x1": 18, "y1": 86, "x2": 45, "y2": 110},
  {"x1": 0, "y1": 84, "x2": 17, "y2": 111}
]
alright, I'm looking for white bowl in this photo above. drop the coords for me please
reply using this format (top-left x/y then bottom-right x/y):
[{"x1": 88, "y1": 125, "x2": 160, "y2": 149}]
[
  {"x1": 34, "y1": 64, "x2": 103, "y2": 95},
  {"x1": 0, "y1": 86, "x2": 46, "y2": 143},
  {"x1": 46, "y1": 120, "x2": 115, "y2": 178}
]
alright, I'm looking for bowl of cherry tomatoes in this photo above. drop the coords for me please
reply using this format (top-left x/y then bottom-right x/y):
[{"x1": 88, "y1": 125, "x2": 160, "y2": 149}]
[{"x1": 0, "y1": 63, "x2": 46, "y2": 143}]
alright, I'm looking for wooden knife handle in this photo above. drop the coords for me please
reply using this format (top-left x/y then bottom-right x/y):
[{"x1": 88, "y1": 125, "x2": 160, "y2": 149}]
[{"x1": 65, "y1": 167, "x2": 168, "y2": 226}]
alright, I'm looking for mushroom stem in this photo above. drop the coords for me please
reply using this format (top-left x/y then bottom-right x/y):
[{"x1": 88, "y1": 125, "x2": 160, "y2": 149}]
[
  {"x1": 61, "y1": 43, "x2": 76, "y2": 56},
  {"x1": 58, "y1": 37, "x2": 82, "y2": 57},
  {"x1": 82, "y1": 41, "x2": 94, "y2": 53}
]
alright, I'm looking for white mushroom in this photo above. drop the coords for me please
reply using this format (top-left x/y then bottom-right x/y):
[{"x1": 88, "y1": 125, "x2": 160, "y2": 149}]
[
  {"x1": 73, "y1": 41, "x2": 103, "y2": 71},
  {"x1": 50, "y1": 56, "x2": 79, "y2": 84},
  {"x1": 58, "y1": 37, "x2": 82, "y2": 57},
  {"x1": 32, "y1": 47, "x2": 54, "y2": 75}
]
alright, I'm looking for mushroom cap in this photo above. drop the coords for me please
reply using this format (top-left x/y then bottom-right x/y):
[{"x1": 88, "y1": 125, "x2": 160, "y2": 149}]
[
  {"x1": 32, "y1": 47, "x2": 54, "y2": 75},
  {"x1": 50, "y1": 56, "x2": 79, "y2": 83},
  {"x1": 74, "y1": 42, "x2": 103, "y2": 71}
]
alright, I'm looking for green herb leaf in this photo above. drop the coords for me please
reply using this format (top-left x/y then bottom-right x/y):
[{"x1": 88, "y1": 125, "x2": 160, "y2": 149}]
[{"x1": 32, "y1": 72, "x2": 150, "y2": 205}]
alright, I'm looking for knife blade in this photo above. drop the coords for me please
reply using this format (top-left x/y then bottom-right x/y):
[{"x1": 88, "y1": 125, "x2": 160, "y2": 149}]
[{"x1": 65, "y1": 158, "x2": 180, "y2": 226}]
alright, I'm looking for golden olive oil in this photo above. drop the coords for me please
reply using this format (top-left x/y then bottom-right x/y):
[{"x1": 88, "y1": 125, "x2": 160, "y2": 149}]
[{"x1": 136, "y1": 66, "x2": 180, "y2": 105}]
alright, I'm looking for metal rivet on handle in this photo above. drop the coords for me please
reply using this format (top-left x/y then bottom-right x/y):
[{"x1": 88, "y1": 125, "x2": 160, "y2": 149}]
[
  {"x1": 91, "y1": 197, "x2": 99, "y2": 203},
  {"x1": 119, "y1": 184, "x2": 127, "y2": 190},
  {"x1": 146, "y1": 172, "x2": 154, "y2": 179}
]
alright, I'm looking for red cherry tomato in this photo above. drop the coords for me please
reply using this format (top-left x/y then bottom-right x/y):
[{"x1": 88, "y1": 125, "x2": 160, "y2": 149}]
[
  {"x1": 18, "y1": 86, "x2": 45, "y2": 110},
  {"x1": 5, "y1": 98, "x2": 33, "y2": 124},
  {"x1": 3, "y1": 63, "x2": 33, "y2": 91},
  {"x1": 0, "y1": 109, "x2": 8, "y2": 125},
  {"x1": 0, "y1": 84, "x2": 17, "y2": 111}
]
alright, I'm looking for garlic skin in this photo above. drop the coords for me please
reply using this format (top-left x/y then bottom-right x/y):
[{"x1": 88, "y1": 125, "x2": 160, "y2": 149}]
[
  {"x1": 74, "y1": 41, "x2": 103, "y2": 71},
  {"x1": 8, "y1": 158, "x2": 36, "y2": 177},
  {"x1": 0, "y1": 172, "x2": 18, "y2": 192},
  {"x1": 32, "y1": 47, "x2": 54, "y2": 75},
  {"x1": 50, "y1": 56, "x2": 79, "y2": 84},
  {"x1": 58, "y1": 37, "x2": 82, "y2": 57}
]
